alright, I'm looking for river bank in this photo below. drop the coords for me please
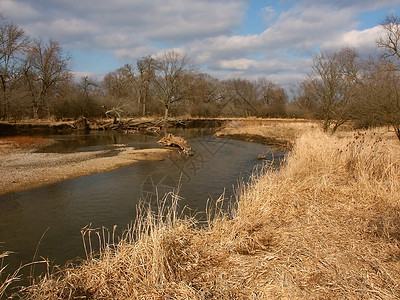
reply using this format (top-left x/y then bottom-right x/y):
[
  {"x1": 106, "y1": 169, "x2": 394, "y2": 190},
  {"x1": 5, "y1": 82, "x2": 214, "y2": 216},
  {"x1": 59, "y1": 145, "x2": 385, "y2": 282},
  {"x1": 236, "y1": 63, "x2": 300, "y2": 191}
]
[
  {"x1": 0, "y1": 136, "x2": 171, "y2": 195},
  {"x1": 214, "y1": 118, "x2": 319, "y2": 150},
  {"x1": 1, "y1": 117, "x2": 396, "y2": 197},
  {"x1": 0, "y1": 118, "x2": 307, "y2": 196},
  {"x1": 18, "y1": 128, "x2": 399, "y2": 299},
  {"x1": 0, "y1": 117, "x2": 225, "y2": 135}
]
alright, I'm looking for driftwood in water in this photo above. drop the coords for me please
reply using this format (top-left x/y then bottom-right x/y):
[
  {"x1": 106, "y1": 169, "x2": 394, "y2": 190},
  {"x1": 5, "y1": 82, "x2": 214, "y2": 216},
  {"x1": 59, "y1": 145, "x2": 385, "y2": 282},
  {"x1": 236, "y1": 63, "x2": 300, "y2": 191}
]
[
  {"x1": 158, "y1": 133, "x2": 193, "y2": 155},
  {"x1": 88, "y1": 119, "x2": 186, "y2": 132}
]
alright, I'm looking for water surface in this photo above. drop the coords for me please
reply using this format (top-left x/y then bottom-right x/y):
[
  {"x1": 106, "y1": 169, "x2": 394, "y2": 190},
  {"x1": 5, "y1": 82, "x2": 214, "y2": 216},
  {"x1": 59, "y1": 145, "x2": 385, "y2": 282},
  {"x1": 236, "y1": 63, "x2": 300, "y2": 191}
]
[{"x1": 0, "y1": 129, "x2": 284, "y2": 276}]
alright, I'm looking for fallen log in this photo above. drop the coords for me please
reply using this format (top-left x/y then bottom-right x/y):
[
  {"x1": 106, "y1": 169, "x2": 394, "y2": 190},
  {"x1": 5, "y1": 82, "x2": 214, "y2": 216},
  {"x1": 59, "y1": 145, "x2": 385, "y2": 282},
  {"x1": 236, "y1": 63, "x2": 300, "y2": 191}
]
[{"x1": 158, "y1": 133, "x2": 194, "y2": 155}]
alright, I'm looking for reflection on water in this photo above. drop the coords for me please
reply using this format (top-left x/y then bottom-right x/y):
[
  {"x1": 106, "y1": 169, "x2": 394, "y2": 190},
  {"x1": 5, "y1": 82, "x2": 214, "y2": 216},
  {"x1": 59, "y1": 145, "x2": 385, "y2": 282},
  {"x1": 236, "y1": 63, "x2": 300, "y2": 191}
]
[{"x1": 0, "y1": 129, "x2": 284, "y2": 277}]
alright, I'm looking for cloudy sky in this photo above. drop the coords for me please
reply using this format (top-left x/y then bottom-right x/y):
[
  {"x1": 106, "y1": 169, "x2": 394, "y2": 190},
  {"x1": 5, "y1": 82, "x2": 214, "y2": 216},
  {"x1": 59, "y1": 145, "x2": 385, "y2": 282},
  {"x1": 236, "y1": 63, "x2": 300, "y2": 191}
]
[{"x1": 1, "y1": 0, "x2": 399, "y2": 87}]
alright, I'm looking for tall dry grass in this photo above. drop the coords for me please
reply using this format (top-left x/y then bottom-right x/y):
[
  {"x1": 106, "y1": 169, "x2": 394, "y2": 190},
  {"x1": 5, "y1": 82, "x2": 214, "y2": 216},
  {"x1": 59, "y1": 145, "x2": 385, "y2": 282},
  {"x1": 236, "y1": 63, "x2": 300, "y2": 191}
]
[
  {"x1": 215, "y1": 118, "x2": 319, "y2": 149},
  {"x1": 23, "y1": 130, "x2": 400, "y2": 299},
  {"x1": 0, "y1": 251, "x2": 18, "y2": 297}
]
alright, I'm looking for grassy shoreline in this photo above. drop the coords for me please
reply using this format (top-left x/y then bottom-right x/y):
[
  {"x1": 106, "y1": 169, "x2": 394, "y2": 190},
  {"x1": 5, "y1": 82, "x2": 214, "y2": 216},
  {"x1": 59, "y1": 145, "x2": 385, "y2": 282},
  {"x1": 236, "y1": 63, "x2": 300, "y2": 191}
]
[
  {"x1": 214, "y1": 118, "x2": 319, "y2": 150},
  {"x1": 15, "y1": 126, "x2": 399, "y2": 299}
]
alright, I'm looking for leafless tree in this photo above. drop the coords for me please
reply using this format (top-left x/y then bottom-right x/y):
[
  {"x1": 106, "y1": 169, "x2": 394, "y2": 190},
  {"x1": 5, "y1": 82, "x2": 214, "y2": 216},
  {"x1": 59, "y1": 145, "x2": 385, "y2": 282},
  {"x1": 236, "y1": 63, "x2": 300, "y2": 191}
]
[
  {"x1": 183, "y1": 72, "x2": 222, "y2": 117},
  {"x1": 372, "y1": 14, "x2": 400, "y2": 139},
  {"x1": 153, "y1": 50, "x2": 193, "y2": 120},
  {"x1": 255, "y1": 78, "x2": 287, "y2": 117},
  {"x1": 135, "y1": 56, "x2": 155, "y2": 116},
  {"x1": 75, "y1": 76, "x2": 100, "y2": 117},
  {"x1": 0, "y1": 19, "x2": 29, "y2": 119},
  {"x1": 23, "y1": 38, "x2": 71, "y2": 119},
  {"x1": 352, "y1": 60, "x2": 400, "y2": 139},
  {"x1": 103, "y1": 64, "x2": 135, "y2": 100},
  {"x1": 102, "y1": 64, "x2": 137, "y2": 118},
  {"x1": 377, "y1": 14, "x2": 400, "y2": 68},
  {"x1": 300, "y1": 47, "x2": 362, "y2": 132}
]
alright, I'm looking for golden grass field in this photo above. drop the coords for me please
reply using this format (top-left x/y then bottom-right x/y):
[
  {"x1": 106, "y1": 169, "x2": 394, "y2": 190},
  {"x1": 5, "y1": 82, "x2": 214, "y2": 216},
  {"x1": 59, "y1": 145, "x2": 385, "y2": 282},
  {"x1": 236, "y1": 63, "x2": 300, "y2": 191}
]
[{"x1": 2, "y1": 120, "x2": 400, "y2": 299}]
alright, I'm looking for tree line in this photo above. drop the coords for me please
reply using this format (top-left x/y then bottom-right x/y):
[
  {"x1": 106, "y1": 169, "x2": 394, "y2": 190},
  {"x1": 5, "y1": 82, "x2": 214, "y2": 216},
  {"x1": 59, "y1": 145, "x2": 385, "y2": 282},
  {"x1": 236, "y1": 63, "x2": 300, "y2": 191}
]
[
  {"x1": 0, "y1": 15, "x2": 399, "y2": 137},
  {"x1": 295, "y1": 14, "x2": 400, "y2": 138},
  {"x1": 0, "y1": 18, "x2": 288, "y2": 121}
]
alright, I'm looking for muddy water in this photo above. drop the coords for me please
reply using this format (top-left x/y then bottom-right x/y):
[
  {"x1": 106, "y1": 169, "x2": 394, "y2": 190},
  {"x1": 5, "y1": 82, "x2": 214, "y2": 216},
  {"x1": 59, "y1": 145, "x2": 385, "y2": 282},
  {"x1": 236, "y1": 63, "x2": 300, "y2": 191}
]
[{"x1": 0, "y1": 129, "x2": 284, "y2": 277}]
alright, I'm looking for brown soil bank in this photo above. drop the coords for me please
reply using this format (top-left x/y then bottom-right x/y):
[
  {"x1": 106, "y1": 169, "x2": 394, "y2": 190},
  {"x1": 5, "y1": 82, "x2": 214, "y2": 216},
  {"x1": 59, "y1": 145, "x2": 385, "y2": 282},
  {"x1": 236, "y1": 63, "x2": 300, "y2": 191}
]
[
  {"x1": 21, "y1": 130, "x2": 400, "y2": 299},
  {"x1": 0, "y1": 118, "x2": 226, "y2": 135},
  {"x1": 0, "y1": 120, "x2": 77, "y2": 135}
]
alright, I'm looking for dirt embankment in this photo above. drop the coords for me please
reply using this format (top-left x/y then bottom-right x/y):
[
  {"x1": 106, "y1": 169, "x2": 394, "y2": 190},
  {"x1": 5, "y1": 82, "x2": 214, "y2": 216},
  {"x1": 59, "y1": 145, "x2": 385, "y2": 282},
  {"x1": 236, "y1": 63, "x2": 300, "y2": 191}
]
[
  {"x1": 0, "y1": 136, "x2": 172, "y2": 196},
  {"x1": 215, "y1": 118, "x2": 319, "y2": 150}
]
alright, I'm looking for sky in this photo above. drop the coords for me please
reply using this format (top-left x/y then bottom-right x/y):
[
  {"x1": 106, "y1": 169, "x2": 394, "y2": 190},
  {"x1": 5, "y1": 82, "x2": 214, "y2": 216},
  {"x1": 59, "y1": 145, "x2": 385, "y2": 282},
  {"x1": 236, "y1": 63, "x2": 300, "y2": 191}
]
[{"x1": 1, "y1": 0, "x2": 399, "y2": 88}]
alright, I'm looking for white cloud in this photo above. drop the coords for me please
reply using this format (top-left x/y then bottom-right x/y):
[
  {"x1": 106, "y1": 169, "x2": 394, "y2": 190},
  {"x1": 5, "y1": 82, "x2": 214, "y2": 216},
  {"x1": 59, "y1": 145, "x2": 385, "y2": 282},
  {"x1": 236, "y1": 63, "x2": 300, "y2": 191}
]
[
  {"x1": 264, "y1": 5, "x2": 356, "y2": 52},
  {"x1": 261, "y1": 6, "x2": 277, "y2": 25},
  {"x1": 25, "y1": 19, "x2": 99, "y2": 46},
  {"x1": 218, "y1": 58, "x2": 257, "y2": 70},
  {"x1": 0, "y1": 0, "x2": 39, "y2": 22},
  {"x1": 187, "y1": 4, "x2": 357, "y2": 69},
  {"x1": 11, "y1": 0, "x2": 247, "y2": 45},
  {"x1": 288, "y1": 0, "x2": 400, "y2": 10},
  {"x1": 114, "y1": 45, "x2": 157, "y2": 61},
  {"x1": 321, "y1": 26, "x2": 384, "y2": 57},
  {"x1": 1, "y1": 0, "x2": 396, "y2": 87}
]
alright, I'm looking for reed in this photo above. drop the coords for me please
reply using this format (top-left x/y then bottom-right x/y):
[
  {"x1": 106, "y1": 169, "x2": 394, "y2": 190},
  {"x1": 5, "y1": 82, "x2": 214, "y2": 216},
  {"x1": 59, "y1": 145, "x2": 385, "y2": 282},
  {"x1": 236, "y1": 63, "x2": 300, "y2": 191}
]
[
  {"x1": 0, "y1": 251, "x2": 17, "y2": 297},
  {"x1": 23, "y1": 129, "x2": 400, "y2": 299}
]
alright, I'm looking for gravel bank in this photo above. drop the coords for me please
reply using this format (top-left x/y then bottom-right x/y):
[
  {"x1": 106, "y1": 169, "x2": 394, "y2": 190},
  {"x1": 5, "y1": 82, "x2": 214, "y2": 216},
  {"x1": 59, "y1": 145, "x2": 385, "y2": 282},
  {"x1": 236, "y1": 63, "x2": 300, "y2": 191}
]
[{"x1": 0, "y1": 143, "x2": 172, "y2": 195}]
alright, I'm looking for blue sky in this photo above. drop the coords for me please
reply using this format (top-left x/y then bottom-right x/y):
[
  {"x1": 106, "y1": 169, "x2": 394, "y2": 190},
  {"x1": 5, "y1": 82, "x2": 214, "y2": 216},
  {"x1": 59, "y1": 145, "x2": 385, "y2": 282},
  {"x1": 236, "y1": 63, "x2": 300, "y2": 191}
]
[{"x1": 1, "y1": 0, "x2": 399, "y2": 88}]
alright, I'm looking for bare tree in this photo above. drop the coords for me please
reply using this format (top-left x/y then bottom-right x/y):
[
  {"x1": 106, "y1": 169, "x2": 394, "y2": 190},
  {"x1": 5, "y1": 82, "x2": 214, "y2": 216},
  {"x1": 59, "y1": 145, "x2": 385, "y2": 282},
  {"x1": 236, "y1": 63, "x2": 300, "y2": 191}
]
[
  {"x1": 103, "y1": 64, "x2": 135, "y2": 100},
  {"x1": 24, "y1": 38, "x2": 71, "y2": 119},
  {"x1": 135, "y1": 56, "x2": 155, "y2": 116},
  {"x1": 102, "y1": 64, "x2": 137, "y2": 119},
  {"x1": 232, "y1": 78, "x2": 259, "y2": 116},
  {"x1": 301, "y1": 47, "x2": 362, "y2": 132},
  {"x1": 352, "y1": 61, "x2": 400, "y2": 138},
  {"x1": 0, "y1": 19, "x2": 29, "y2": 119},
  {"x1": 377, "y1": 14, "x2": 400, "y2": 67},
  {"x1": 373, "y1": 14, "x2": 400, "y2": 139},
  {"x1": 76, "y1": 76, "x2": 100, "y2": 117},
  {"x1": 184, "y1": 72, "x2": 222, "y2": 117},
  {"x1": 255, "y1": 78, "x2": 287, "y2": 117},
  {"x1": 154, "y1": 50, "x2": 193, "y2": 120}
]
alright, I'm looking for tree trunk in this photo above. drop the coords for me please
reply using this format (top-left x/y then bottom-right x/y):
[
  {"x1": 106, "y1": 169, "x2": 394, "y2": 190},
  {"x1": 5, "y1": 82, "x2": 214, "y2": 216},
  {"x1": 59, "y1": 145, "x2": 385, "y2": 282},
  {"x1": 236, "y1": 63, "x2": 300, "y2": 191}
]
[
  {"x1": 322, "y1": 118, "x2": 330, "y2": 132},
  {"x1": 32, "y1": 99, "x2": 39, "y2": 119},
  {"x1": 142, "y1": 101, "x2": 146, "y2": 116},
  {"x1": 1, "y1": 79, "x2": 8, "y2": 120},
  {"x1": 164, "y1": 105, "x2": 169, "y2": 120},
  {"x1": 1, "y1": 96, "x2": 7, "y2": 120},
  {"x1": 393, "y1": 124, "x2": 400, "y2": 140}
]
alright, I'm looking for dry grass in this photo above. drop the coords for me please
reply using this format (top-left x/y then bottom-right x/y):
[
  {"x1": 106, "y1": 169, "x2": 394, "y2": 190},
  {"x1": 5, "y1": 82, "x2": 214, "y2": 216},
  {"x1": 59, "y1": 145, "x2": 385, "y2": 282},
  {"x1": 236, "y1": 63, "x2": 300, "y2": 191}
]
[
  {"x1": 20, "y1": 129, "x2": 400, "y2": 299},
  {"x1": 215, "y1": 118, "x2": 320, "y2": 149},
  {"x1": 0, "y1": 251, "x2": 19, "y2": 297}
]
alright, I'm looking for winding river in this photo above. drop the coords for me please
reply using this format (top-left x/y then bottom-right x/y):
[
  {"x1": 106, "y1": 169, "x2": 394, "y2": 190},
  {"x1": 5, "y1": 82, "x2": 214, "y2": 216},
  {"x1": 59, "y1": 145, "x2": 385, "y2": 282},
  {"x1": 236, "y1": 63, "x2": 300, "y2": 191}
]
[{"x1": 0, "y1": 128, "x2": 284, "y2": 277}]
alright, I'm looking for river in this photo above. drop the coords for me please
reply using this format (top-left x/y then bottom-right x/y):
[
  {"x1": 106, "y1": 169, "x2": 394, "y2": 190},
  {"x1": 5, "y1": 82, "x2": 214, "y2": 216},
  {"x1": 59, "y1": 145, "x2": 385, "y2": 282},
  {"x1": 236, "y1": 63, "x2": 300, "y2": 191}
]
[{"x1": 0, "y1": 128, "x2": 284, "y2": 279}]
